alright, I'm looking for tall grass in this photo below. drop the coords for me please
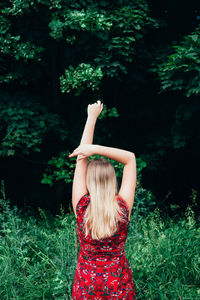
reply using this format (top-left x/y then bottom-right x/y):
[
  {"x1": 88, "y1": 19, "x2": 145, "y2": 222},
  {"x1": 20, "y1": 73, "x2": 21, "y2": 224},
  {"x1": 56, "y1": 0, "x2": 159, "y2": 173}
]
[
  {"x1": 126, "y1": 206, "x2": 200, "y2": 299},
  {"x1": 0, "y1": 181, "x2": 199, "y2": 299}
]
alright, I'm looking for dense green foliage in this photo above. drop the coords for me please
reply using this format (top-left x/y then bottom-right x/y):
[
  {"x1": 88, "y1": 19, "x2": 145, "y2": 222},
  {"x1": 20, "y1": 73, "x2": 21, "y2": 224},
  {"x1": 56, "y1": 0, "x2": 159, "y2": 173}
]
[
  {"x1": 0, "y1": 181, "x2": 199, "y2": 299},
  {"x1": 0, "y1": 0, "x2": 199, "y2": 213},
  {"x1": 41, "y1": 152, "x2": 147, "y2": 187},
  {"x1": 0, "y1": 95, "x2": 67, "y2": 156},
  {"x1": 60, "y1": 63, "x2": 103, "y2": 95},
  {"x1": 153, "y1": 26, "x2": 200, "y2": 97}
]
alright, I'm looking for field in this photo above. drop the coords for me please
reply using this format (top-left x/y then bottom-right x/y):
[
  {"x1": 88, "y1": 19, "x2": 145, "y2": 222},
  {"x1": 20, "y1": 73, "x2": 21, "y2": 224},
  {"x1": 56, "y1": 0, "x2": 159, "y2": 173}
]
[{"x1": 0, "y1": 183, "x2": 199, "y2": 300}]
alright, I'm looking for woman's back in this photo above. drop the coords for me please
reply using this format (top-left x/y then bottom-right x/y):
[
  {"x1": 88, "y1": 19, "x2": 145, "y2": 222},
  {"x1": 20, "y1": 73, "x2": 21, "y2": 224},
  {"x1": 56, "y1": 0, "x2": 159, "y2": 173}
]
[{"x1": 71, "y1": 194, "x2": 136, "y2": 299}]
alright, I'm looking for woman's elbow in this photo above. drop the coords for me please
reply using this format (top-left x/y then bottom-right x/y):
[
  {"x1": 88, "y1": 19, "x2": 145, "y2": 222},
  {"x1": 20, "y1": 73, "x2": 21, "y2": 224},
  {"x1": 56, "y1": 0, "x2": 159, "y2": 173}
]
[{"x1": 130, "y1": 152, "x2": 135, "y2": 160}]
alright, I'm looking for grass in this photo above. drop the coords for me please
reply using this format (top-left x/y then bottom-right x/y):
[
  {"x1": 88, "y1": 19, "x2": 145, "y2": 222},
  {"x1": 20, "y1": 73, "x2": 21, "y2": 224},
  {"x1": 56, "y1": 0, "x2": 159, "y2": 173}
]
[
  {"x1": 126, "y1": 207, "x2": 200, "y2": 299},
  {"x1": 0, "y1": 182, "x2": 199, "y2": 299}
]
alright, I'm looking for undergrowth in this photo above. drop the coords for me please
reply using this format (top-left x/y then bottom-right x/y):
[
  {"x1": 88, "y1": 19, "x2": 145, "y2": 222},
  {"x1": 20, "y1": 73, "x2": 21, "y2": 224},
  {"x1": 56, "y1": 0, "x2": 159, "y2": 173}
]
[{"x1": 0, "y1": 180, "x2": 199, "y2": 299}]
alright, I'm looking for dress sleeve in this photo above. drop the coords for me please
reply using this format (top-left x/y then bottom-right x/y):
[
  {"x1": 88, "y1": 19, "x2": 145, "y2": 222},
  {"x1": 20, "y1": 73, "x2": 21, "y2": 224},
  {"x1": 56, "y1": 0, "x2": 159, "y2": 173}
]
[{"x1": 76, "y1": 194, "x2": 90, "y2": 219}]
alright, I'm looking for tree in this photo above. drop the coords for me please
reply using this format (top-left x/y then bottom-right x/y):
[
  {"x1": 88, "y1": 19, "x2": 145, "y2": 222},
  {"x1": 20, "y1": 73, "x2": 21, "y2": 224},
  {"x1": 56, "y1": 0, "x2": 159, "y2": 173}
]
[
  {"x1": 0, "y1": 0, "x2": 156, "y2": 211},
  {"x1": 153, "y1": 26, "x2": 200, "y2": 98}
]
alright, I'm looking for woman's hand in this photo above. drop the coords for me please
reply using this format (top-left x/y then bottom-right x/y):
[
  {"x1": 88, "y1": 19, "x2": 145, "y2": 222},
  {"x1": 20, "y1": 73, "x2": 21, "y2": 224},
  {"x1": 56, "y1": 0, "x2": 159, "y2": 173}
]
[
  {"x1": 69, "y1": 144, "x2": 96, "y2": 160},
  {"x1": 88, "y1": 100, "x2": 103, "y2": 120}
]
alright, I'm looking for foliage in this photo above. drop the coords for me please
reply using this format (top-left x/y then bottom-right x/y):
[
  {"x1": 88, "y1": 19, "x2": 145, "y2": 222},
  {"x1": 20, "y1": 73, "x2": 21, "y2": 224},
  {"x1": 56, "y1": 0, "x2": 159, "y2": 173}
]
[
  {"x1": 152, "y1": 26, "x2": 200, "y2": 97},
  {"x1": 1, "y1": 0, "x2": 49, "y2": 16},
  {"x1": 49, "y1": 7, "x2": 112, "y2": 39},
  {"x1": 60, "y1": 63, "x2": 103, "y2": 96},
  {"x1": 127, "y1": 207, "x2": 200, "y2": 299},
  {"x1": 97, "y1": 104, "x2": 119, "y2": 119},
  {"x1": 0, "y1": 0, "x2": 158, "y2": 158},
  {"x1": 0, "y1": 180, "x2": 76, "y2": 299},
  {"x1": 133, "y1": 177, "x2": 156, "y2": 219},
  {"x1": 0, "y1": 181, "x2": 199, "y2": 299},
  {"x1": 41, "y1": 151, "x2": 76, "y2": 186},
  {"x1": 48, "y1": 1, "x2": 158, "y2": 78},
  {"x1": 41, "y1": 149, "x2": 147, "y2": 187},
  {"x1": 0, "y1": 0, "x2": 199, "y2": 213},
  {"x1": 0, "y1": 94, "x2": 67, "y2": 156},
  {"x1": 0, "y1": 15, "x2": 44, "y2": 63}
]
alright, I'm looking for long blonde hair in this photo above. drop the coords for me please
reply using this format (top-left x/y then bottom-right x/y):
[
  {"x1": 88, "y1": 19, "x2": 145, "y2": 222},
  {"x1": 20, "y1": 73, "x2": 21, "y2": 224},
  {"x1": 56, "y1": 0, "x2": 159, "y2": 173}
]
[{"x1": 83, "y1": 158, "x2": 127, "y2": 240}]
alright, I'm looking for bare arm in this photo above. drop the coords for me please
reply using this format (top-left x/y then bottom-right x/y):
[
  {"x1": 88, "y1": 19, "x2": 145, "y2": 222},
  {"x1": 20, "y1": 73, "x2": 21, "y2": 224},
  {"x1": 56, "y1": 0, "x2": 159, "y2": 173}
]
[
  {"x1": 71, "y1": 117, "x2": 96, "y2": 203},
  {"x1": 70, "y1": 144, "x2": 135, "y2": 164},
  {"x1": 80, "y1": 117, "x2": 96, "y2": 144},
  {"x1": 71, "y1": 101, "x2": 103, "y2": 217},
  {"x1": 94, "y1": 145, "x2": 137, "y2": 219},
  {"x1": 93, "y1": 145, "x2": 135, "y2": 164}
]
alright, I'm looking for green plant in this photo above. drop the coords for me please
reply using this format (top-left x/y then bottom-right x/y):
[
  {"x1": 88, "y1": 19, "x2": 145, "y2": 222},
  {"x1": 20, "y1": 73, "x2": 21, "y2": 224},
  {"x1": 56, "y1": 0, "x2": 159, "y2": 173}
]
[
  {"x1": 0, "y1": 179, "x2": 199, "y2": 299},
  {"x1": 0, "y1": 95, "x2": 67, "y2": 156},
  {"x1": 60, "y1": 63, "x2": 103, "y2": 96},
  {"x1": 41, "y1": 151, "x2": 147, "y2": 188},
  {"x1": 152, "y1": 26, "x2": 200, "y2": 97}
]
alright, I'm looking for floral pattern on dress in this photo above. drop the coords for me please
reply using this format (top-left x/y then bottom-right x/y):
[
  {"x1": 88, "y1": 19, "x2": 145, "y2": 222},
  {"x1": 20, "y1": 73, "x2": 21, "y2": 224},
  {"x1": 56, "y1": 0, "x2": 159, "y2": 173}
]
[{"x1": 71, "y1": 194, "x2": 136, "y2": 299}]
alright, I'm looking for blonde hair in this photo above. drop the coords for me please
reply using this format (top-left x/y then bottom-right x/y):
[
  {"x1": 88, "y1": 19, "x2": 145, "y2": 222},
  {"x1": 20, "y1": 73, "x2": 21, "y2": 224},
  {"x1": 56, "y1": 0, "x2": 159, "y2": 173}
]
[{"x1": 83, "y1": 158, "x2": 127, "y2": 240}]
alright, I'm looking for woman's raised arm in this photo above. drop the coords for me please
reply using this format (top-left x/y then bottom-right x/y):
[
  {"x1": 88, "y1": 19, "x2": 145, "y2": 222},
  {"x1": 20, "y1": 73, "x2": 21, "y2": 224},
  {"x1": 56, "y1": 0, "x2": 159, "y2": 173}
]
[
  {"x1": 93, "y1": 145, "x2": 135, "y2": 164},
  {"x1": 70, "y1": 144, "x2": 135, "y2": 164},
  {"x1": 71, "y1": 101, "x2": 103, "y2": 217}
]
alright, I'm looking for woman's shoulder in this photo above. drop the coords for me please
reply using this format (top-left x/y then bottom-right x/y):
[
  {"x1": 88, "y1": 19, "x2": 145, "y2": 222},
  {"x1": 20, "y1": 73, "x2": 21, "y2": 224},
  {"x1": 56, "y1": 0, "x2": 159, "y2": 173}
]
[{"x1": 76, "y1": 194, "x2": 90, "y2": 217}]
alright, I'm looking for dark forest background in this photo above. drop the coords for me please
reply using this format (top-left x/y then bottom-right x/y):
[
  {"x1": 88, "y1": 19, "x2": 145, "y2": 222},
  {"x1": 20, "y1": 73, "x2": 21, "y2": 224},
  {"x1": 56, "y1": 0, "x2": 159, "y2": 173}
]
[{"x1": 0, "y1": 0, "x2": 199, "y2": 217}]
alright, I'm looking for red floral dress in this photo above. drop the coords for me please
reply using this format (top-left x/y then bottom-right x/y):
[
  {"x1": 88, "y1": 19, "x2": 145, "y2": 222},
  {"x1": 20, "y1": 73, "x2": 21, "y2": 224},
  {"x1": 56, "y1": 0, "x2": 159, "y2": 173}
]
[{"x1": 71, "y1": 194, "x2": 136, "y2": 299}]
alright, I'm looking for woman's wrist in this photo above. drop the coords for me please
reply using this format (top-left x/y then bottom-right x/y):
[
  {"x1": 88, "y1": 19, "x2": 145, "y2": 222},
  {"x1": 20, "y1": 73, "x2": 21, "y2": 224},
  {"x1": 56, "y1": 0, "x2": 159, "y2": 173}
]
[{"x1": 87, "y1": 115, "x2": 97, "y2": 123}]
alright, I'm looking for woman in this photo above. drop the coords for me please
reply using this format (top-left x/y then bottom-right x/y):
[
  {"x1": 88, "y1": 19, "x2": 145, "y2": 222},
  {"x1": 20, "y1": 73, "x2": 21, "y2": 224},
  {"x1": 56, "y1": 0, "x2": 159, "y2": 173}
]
[{"x1": 69, "y1": 100, "x2": 137, "y2": 299}]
